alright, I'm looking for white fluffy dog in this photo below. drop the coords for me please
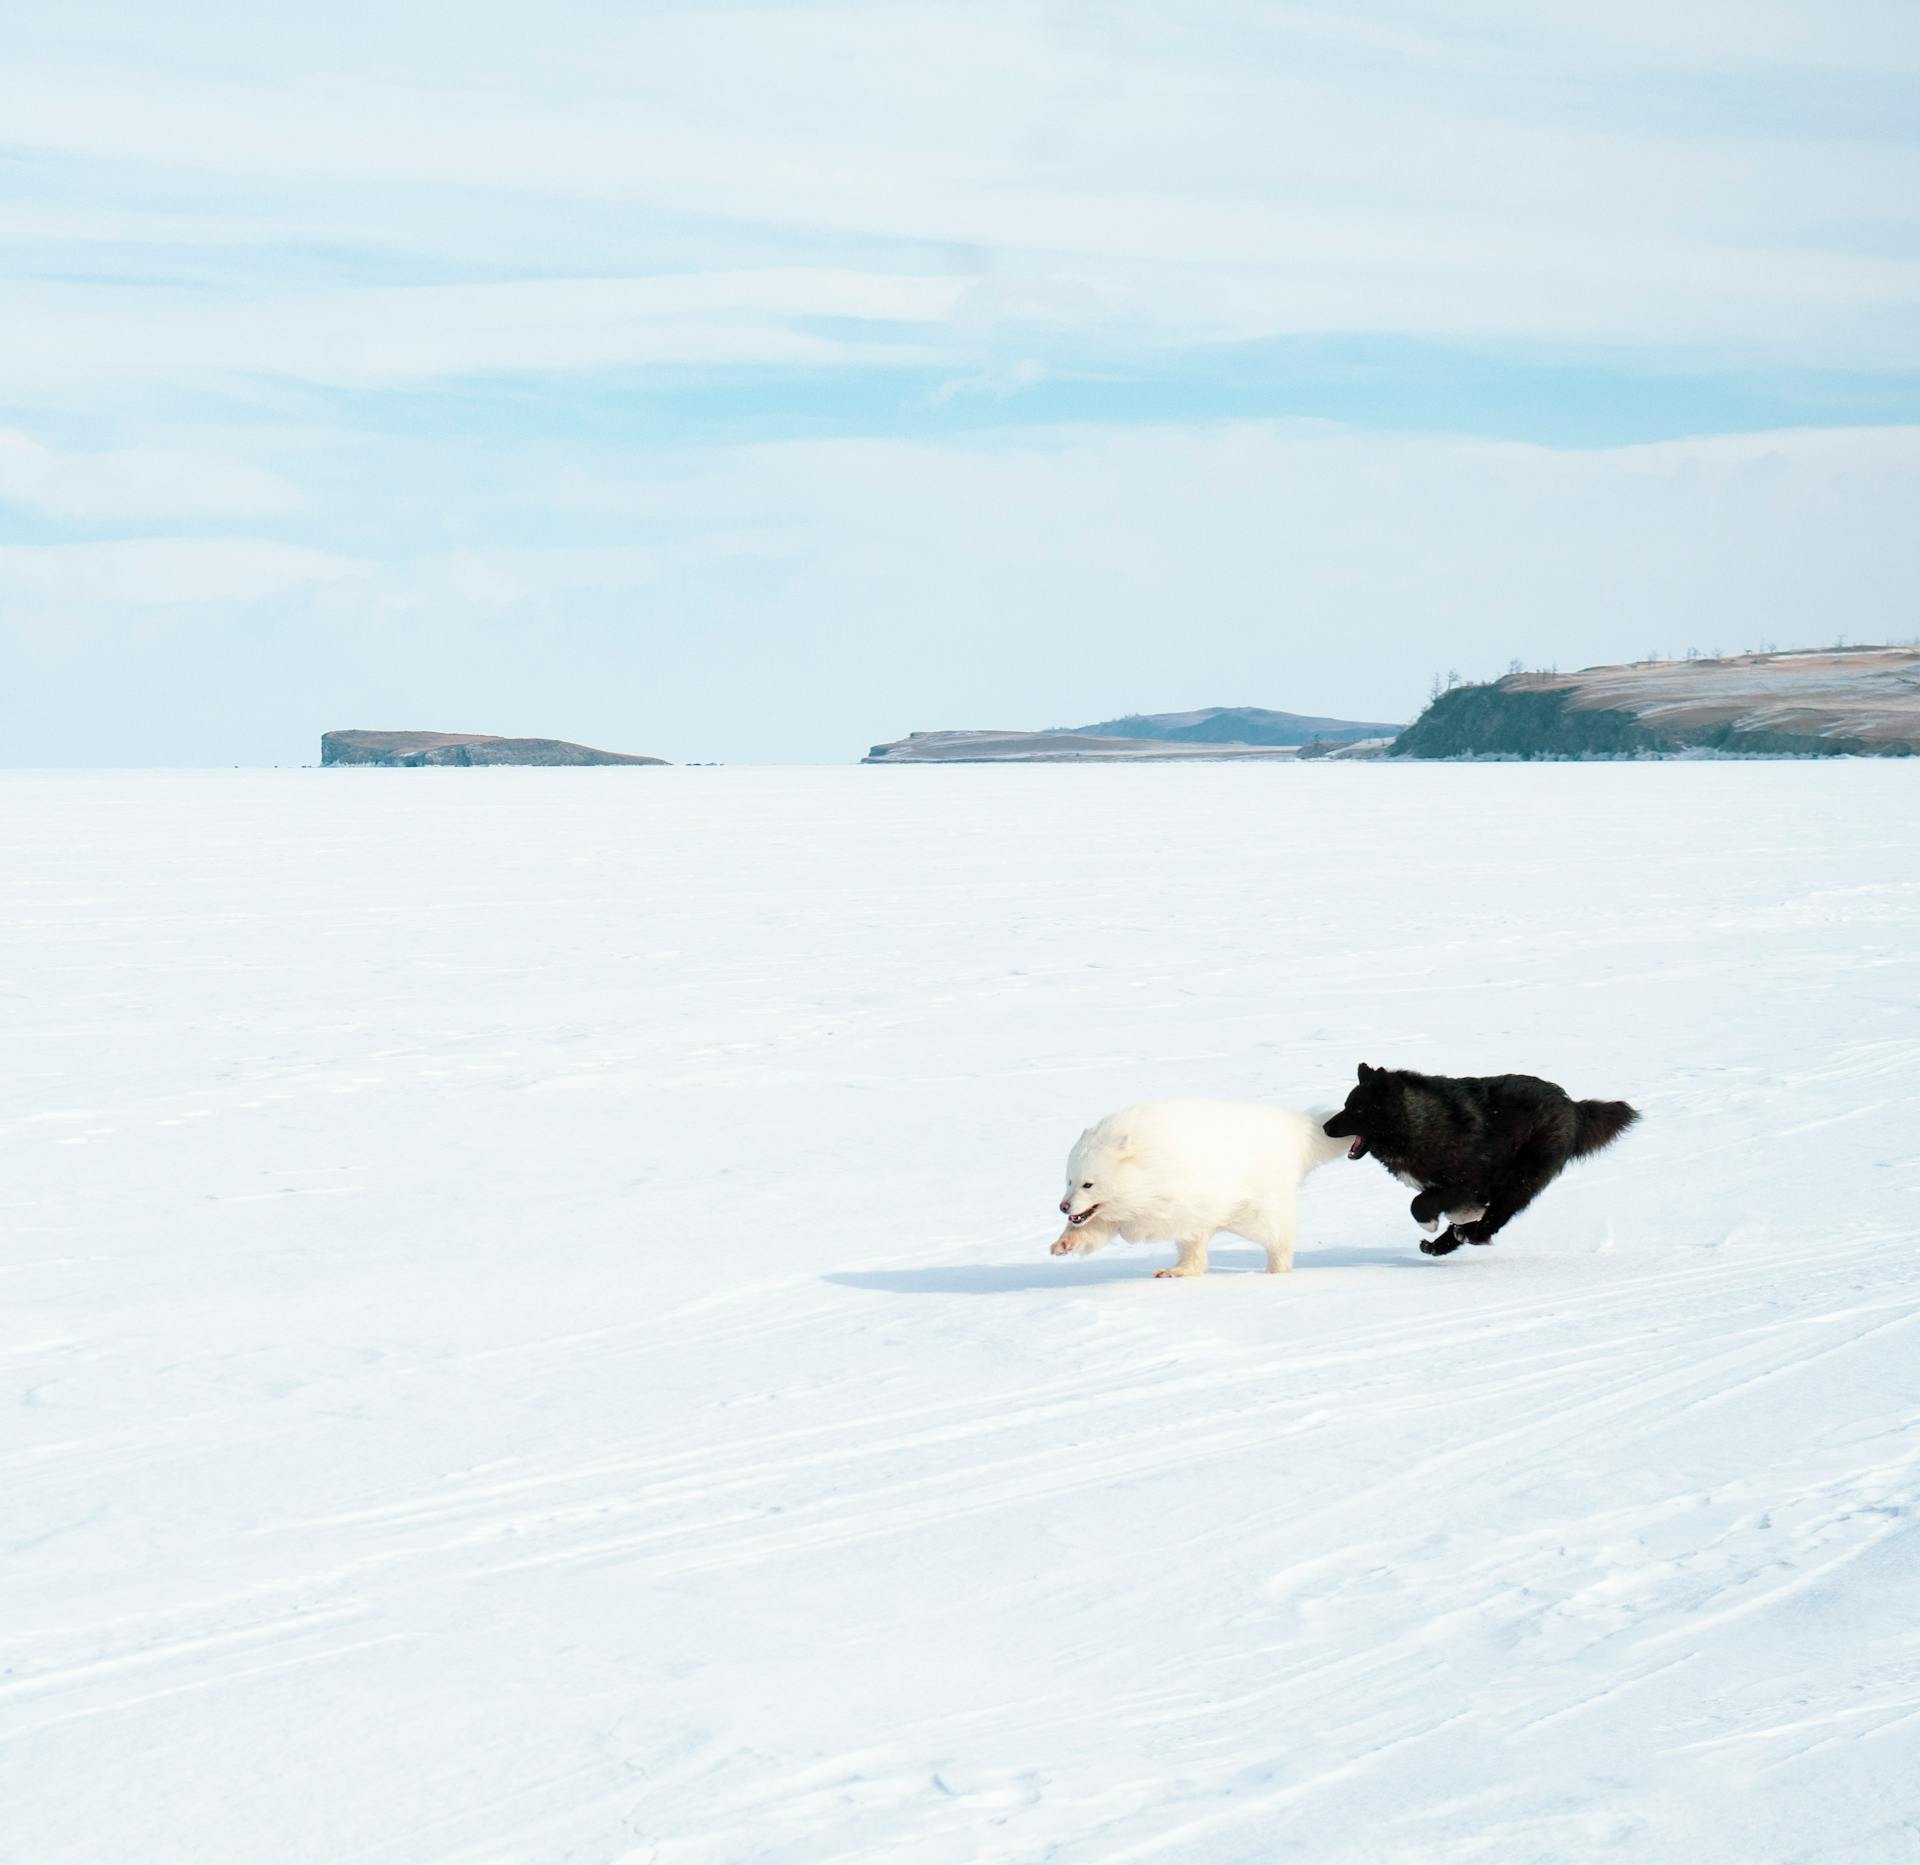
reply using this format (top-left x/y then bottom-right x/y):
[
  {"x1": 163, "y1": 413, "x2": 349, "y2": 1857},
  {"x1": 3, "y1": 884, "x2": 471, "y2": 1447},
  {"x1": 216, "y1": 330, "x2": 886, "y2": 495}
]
[{"x1": 1050, "y1": 1099, "x2": 1347, "y2": 1278}]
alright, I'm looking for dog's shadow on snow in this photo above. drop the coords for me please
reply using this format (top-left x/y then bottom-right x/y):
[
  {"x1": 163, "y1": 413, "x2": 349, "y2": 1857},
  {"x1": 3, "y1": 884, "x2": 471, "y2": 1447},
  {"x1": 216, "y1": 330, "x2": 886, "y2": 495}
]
[
  {"x1": 827, "y1": 1263, "x2": 1140, "y2": 1296},
  {"x1": 827, "y1": 1247, "x2": 1429, "y2": 1297}
]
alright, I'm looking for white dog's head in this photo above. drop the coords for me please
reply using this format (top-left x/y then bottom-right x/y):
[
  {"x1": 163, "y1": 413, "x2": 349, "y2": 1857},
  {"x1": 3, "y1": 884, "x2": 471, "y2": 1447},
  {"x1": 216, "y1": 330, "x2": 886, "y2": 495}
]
[{"x1": 1058, "y1": 1126, "x2": 1135, "y2": 1229}]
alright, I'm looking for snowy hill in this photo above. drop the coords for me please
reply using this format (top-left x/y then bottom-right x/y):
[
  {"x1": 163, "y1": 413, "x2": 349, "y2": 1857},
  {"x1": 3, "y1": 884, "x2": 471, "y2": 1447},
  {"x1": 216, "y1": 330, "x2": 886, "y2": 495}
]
[
  {"x1": 7, "y1": 764, "x2": 1919, "y2": 1862},
  {"x1": 864, "y1": 728, "x2": 1306, "y2": 762},
  {"x1": 865, "y1": 705, "x2": 1401, "y2": 762},
  {"x1": 1068, "y1": 705, "x2": 1403, "y2": 746}
]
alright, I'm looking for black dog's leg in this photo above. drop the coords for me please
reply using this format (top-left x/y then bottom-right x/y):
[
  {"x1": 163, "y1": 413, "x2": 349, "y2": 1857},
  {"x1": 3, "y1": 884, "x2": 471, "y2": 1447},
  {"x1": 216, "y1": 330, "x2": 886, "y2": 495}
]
[
  {"x1": 1451, "y1": 1149, "x2": 1563, "y2": 1246},
  {"x1": 1412, "y1": 1186, "x2": 1478, "y2": 1255}
]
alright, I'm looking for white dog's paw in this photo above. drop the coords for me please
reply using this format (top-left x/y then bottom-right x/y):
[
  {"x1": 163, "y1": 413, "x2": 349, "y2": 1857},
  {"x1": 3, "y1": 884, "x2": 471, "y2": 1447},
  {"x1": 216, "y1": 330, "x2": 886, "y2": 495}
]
[
  {"x1": 1050, "y1": 1236, "x2": 1077, "y2": 1256},
  {"x1": 1153, "y1": 1265, "x2": 1204, "y2": 1278}
]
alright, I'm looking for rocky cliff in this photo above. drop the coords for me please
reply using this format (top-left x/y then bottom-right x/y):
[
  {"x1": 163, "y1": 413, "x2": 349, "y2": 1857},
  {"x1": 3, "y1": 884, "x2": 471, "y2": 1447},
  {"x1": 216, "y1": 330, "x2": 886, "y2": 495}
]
[
  {"x1": 322, "y1": 730, "x2": 667, "y2": 767},
  {"x1": 1391, "y1": 648, "x2": 1920, "y2": 759}
]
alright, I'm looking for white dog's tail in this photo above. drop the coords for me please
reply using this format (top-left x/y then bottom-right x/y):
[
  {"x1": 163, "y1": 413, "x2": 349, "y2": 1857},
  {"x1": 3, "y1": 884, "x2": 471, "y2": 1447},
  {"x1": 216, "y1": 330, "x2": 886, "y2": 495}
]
[{"x1": 1304, "y1": 1108, "x2": 1351, "y2": 1172}]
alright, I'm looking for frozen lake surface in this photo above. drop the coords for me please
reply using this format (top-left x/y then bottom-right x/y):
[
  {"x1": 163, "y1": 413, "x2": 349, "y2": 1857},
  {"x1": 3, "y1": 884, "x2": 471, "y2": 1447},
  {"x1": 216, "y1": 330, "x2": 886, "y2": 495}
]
[{"x1": 5, "y1": 763, "x2": 1919, "y2": 1863}]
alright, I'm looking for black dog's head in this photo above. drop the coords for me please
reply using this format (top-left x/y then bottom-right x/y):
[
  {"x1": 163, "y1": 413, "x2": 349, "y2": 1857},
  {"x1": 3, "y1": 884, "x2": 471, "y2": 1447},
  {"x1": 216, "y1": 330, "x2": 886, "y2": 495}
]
[{"x1": 1322, "y1": 1062, "x2": 1405, "y2": 1161}]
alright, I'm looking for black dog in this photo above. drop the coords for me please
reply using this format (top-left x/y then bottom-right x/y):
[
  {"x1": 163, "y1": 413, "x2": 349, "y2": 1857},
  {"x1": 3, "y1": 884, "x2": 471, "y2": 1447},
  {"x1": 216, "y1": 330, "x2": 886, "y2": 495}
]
[{"x1": 1322, "y1": 1064, "x2": 1638, "y2": 1256}]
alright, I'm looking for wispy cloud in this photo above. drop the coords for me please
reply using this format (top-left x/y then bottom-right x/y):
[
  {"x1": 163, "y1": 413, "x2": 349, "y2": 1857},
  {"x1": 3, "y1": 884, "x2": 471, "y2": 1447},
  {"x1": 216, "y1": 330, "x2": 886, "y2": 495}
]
[
  {"x1": 0, "y1": 273, "x2": 961, "y2": 394},
  {"x1": 0, "y1": 429, "x2": 300, "y2": 520},
  {"x1": 0, "y1": 537, "x2": 363, "y2": 606}
]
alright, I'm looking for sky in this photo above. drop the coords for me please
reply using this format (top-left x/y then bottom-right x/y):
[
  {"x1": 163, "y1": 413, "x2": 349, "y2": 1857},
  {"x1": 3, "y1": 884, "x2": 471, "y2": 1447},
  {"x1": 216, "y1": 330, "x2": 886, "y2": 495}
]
[{"x1": 2, "y1": 1, "x2": 1918, "y2": 765}]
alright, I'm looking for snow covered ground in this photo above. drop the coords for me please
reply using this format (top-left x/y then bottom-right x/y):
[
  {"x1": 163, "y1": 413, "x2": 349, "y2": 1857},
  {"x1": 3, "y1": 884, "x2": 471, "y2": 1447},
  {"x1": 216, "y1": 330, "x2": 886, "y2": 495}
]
[{"x1": 5, "y1": 762, "x2": 1919, "y2": 1864}]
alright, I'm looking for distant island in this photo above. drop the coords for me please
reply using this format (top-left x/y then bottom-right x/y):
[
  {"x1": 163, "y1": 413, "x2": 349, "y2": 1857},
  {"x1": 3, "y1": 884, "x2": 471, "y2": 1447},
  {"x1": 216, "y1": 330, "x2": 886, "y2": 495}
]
[
  {"x1": 321, "y1": 730, "x2": 667, "y2": 767},
  {"x1": 1392, "y1": 647, "x2": 1920, "y2": 759},
  {"x1": 864, "y1": 705, "x2": 1402, "y2": 764}
]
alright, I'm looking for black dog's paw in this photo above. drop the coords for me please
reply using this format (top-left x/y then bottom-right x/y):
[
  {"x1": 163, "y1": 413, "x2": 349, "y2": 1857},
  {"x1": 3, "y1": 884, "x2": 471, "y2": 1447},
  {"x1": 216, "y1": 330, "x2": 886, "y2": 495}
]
[
  {"x1": 1419, "y1": 1229, "x2": 1466, "y2": 1257},
  {"x1": 1455, "y1": 1220, "x2": 1497, "y2": 1246}
]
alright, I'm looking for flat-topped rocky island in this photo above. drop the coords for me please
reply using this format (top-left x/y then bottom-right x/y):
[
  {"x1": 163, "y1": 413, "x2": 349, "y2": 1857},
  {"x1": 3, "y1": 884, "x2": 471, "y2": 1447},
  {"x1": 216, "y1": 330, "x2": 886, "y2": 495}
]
[{"x1": 321, "y1": 730, "x2": 667, "y2": 767}]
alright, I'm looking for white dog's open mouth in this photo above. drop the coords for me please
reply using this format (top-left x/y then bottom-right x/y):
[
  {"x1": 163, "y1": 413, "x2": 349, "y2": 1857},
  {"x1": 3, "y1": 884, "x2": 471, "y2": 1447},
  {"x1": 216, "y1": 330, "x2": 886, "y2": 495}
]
[{"x1": 1067, "y1": 1203, "x2": 1101, "y2": 1226}]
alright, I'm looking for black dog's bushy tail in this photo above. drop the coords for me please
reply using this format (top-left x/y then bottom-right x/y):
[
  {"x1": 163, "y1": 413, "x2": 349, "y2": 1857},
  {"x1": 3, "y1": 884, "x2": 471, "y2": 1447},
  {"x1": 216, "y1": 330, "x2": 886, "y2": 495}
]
[{"x1": 1571, "y1": 1099, "x2": 1639, "y2": 1157}]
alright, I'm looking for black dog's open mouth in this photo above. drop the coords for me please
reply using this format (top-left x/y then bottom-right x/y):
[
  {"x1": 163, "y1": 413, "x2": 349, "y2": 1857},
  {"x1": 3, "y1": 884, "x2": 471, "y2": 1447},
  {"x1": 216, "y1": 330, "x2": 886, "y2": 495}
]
[
  {"x1": 1346, "y1": 1137, "x2": 1367, "y2": 1160},
  {"x1": 1067, "y1": 1204, "x2": 1101, "y2": 1226}
]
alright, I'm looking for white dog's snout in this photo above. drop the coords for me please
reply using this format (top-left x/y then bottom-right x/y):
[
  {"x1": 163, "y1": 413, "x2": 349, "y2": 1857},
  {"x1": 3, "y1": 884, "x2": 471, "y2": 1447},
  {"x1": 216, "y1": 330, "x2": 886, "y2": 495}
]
[{"x1": 1059, "y1": 1199, "x2": 1072, "y2": 1215}]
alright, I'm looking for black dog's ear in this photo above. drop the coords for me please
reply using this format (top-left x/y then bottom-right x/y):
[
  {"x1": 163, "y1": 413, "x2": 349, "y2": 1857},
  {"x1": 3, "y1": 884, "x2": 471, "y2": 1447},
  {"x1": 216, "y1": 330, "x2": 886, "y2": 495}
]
[{"x1": 1358, "y1": 1062, "x2": 1376, "y2": 1079}]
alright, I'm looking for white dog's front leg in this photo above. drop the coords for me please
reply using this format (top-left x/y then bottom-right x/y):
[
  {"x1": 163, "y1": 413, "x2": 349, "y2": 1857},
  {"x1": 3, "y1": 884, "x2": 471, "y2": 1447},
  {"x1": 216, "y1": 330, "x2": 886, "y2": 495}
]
[
  {"x1": 1154, "y1": 1234, "x2": 1211, "y2": 1278},
  {"x1": 1051, "y1": 1216, "x2": 1116, "y2": 1257}
]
